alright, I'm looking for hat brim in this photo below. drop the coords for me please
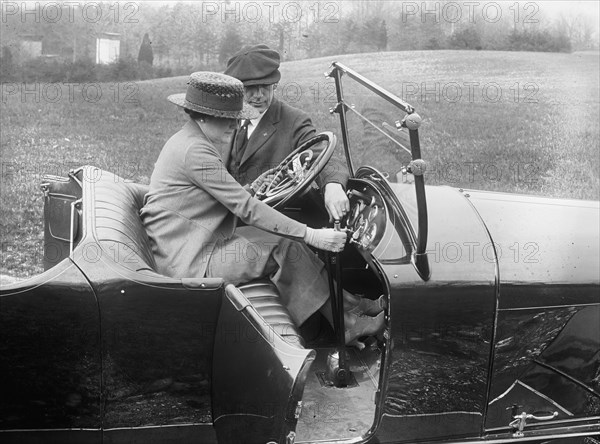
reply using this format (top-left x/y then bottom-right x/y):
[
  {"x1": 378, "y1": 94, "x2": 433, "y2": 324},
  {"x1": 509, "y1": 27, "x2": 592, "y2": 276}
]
[
  {"x1": 167, "y1": 93, "x2": 259, "y2": 120},
  {"x1": 240, "y1": 70, "x2": 281, "y2": 87}
]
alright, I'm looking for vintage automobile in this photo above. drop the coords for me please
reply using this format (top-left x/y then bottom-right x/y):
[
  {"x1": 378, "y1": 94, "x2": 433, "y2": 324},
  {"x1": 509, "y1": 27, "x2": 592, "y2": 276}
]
[{"x1": 1, "y1": 62, "x2": 599, "y2": 444}]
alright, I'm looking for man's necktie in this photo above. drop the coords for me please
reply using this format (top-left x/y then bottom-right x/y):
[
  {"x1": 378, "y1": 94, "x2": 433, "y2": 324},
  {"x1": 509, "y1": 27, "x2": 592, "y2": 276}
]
[{"x1": 229, "y1": 120, "x2": 250, "y2": 179}]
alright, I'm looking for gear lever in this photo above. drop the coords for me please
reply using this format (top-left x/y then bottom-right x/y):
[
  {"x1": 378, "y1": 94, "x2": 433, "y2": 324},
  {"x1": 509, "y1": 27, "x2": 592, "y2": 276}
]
[{"x1": 324, "y1": 220, "x2": 350, "y2": 387}]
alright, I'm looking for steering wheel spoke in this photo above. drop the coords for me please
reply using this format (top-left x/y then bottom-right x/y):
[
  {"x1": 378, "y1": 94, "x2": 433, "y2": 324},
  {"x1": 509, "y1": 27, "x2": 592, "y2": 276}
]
[{"x1": 257, "y1": 132, "x2": 337, "y2": 209}]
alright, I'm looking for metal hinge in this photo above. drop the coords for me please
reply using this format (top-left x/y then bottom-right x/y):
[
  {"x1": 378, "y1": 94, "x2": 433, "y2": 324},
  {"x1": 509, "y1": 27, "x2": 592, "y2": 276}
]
[
  {"x1": 69, "y1": 199, "x2": 82, "y2": 255},
  {"x1": 286, "y1": 431, "x2": 296, "y2": 444},
  {"x1": 293, "y1": 400, "x2": 303, "y2": 419}
]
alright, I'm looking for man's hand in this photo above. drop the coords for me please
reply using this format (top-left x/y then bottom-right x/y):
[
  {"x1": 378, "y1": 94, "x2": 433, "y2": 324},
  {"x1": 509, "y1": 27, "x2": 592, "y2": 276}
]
[{"x1": 324, "y1": 182, "x2": 350, "y2": 222}]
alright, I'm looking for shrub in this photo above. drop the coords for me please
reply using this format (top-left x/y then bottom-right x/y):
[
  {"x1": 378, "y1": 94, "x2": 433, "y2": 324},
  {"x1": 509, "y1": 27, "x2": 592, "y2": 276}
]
[
  {"x1": 0, "y1": 46, "x2": 17, "y2": 81},
  {"x1": 137, "y1": 61, "x2": 155, "y2": 80},
  {"x1": 449, "y1": 27, "x2": 482, "y2": 50},
  {"x1": 20, "y1": 57, "x2": 64, "y2": 83},
  {"x1": 108, "y1": 55, "x2": 140, "y2": 81},
  {"x1": 505, "y1": 29, "x2": 571, "y2": 53},
  {"x1": 64, "y1": 58, "x2": 97, "y2": 82},
  {"x1": 154, "y1": 65, "x2": 172, "y2": 79}
]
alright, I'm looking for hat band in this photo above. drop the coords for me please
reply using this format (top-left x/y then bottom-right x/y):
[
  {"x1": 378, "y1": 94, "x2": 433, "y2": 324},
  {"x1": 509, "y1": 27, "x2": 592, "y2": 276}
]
[{"x1": 185, "y1": 84, "x2": 242, "y2": 112}]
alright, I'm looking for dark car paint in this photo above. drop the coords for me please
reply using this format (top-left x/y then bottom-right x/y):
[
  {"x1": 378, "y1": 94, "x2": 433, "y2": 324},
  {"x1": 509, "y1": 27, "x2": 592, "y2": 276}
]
[
  {"x1": 341, "y1": 178, "x2": 599, "y2": 443},
  {"x1": 2, "y1": 170, "x2": 599, "y2": 444},
  {"x1": 212, "y1": 285, "x2": 316, "y2": 444},
  {"x1": 464, "y1": 190, "x2": 600, "y2": 433},
  {"x1": 2, "y1": 178, "x2": 599, "y2": 444},
  {"x1": 0, "y1": 258, "x2": 102, "y2": 434},
  {"x1": 70, "y1": 173, "x2": 225, "y2": 439},
  {"x1": 350, "y1": 182, "x2": 497, "y2": 442}
]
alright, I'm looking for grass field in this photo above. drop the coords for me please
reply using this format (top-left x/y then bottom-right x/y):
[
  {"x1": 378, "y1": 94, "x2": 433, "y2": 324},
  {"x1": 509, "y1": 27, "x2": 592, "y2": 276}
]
[{"x1": 1, "y1": 50, "x2": 599, "y2": 277}]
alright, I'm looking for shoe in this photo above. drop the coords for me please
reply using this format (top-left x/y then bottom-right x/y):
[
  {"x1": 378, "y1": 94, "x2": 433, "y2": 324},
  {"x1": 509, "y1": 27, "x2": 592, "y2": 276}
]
[
  {"x1": 345, "y1": 293, "x2": 386, "y2": 317},
  {"x1": 344, "y1": 311, "x2": 385, "y2": 349}
]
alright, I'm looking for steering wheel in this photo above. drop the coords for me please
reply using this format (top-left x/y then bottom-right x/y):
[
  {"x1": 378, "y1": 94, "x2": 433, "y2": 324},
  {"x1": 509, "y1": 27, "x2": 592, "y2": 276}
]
[{"x1": 255, "y1": 131, "x2": 337, "y2": 209}]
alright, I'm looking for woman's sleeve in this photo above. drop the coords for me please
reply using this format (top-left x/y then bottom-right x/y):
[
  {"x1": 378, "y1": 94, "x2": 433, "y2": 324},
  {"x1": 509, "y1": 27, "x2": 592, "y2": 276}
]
[{"x1": 184, "y1": 142, "x2": 307, "y2": 240}]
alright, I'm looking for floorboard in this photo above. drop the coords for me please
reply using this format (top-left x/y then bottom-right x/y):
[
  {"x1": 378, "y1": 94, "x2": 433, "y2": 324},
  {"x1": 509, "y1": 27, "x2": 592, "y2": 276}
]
[{"x1": 296, "y1": 346, "x2": 380, "y2": 443}]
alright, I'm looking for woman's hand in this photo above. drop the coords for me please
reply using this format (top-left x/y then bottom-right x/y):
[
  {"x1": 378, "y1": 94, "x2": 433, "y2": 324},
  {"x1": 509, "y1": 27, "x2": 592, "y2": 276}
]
[{"x1": 304, "y1": 227, "x2": 347, "y2": 252}]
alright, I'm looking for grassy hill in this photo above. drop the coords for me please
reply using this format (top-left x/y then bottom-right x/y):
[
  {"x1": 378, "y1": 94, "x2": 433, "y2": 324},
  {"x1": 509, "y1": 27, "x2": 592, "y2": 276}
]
[{"x1": 1, "y1": 50, "x2": 599, "y2": 277}]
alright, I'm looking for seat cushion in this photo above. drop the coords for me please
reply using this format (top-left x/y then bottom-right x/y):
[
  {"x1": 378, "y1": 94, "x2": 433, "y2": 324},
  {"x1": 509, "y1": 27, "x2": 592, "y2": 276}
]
[
  {"x1": 92, "y1": 178, "x2": 156, "y2": 272},
  {"x1": 237, "y1": 279, "x2": 304, "y2": 348}
]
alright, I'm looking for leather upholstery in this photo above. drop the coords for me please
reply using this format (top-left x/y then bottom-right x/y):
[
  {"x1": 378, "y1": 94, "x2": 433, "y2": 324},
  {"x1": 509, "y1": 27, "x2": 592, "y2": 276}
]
[
  {"x1": 88, "y1": 170, "x2": 303, "y2": 347},
  {"x1": 236, "y1": 279, "x2": 305, "y2": 348},
  {"x1": 91, "y1": 177, "x2": 156, "y2": 272}
]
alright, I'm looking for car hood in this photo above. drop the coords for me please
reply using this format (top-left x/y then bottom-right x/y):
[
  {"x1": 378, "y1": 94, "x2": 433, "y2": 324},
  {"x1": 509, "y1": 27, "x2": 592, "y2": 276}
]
[{"x1": 465, "y1": 189, "x2": 600, "y2": 307}]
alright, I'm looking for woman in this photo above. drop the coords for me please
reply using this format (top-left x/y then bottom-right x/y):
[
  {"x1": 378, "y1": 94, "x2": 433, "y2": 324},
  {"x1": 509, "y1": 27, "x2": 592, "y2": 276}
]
[{"x1": 141, "y1": 71, "x2": 383, "y2": 345}]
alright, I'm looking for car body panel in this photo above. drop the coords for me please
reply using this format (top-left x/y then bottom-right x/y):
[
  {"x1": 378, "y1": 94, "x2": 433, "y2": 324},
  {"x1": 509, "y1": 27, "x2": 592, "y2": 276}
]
[
  {"x1": 466, "y1": 190, "x2": 600, "y2": 298},
  {"x1": 71, "y1": 168, "x2": 225, "y2": 432},
  {"x1": 212, "y1": 285, "x2": 316, "y2": 444},
  {"x1": 346, "y1": 181, "x2": 497, "y2": 442},
  {"x1": 0, "y1": 258, "x2": 102, "y2": 435},
  {"x1": 464, "y1": 190, "x2": 600, "y2": 433}
]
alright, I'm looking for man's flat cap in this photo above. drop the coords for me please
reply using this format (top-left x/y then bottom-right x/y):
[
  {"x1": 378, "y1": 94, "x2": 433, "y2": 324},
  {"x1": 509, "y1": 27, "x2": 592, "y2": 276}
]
[{"x1": 224, "y1": 44, "x2": 281, "y2": 86}]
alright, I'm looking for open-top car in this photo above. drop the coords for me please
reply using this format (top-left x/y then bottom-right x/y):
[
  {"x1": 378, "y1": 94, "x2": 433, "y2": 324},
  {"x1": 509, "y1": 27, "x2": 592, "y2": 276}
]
[{"x1": 1, "y1": 63, "x2": 599, "y2": 444}]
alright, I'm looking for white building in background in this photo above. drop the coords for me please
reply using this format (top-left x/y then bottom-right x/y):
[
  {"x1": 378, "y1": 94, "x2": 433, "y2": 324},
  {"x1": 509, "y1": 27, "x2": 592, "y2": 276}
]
[
  {"x1": 21, "y1": 35, "x2": 43, "y2": 58},
  {"x1": 96, "y1": 33, "x2": 120, "y2": 64}
]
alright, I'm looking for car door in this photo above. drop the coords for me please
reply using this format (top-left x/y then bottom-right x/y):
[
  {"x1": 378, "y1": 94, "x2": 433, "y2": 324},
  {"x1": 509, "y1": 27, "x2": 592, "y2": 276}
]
[
  {"x1": 374, "y1": 185, "x2": 498, "y2": 443},
  {"x1": 467, "y1": 191, "x2": 600, "y2": 439},
  {"x1": 211, "y1": 284, "x2": 316, "y2": 444}
]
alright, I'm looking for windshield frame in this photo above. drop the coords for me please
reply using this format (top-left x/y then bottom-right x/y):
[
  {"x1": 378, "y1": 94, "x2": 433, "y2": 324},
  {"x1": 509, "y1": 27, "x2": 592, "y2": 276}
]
[{"x1": 326, "y1": 62, "x2": 430, "y2": 280}]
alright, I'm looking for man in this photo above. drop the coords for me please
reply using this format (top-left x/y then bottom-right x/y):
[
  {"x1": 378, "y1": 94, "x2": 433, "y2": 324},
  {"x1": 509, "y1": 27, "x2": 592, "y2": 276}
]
[{"x1": 224, "y1": 44, "x2": 350, "y2": 222}]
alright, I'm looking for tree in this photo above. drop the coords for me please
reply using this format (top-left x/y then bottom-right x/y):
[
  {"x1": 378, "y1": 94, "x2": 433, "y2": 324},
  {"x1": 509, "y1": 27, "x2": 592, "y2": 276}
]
[
  {"x1": 138, "y1": 33, "x2": 153, "y2": 65},
  {"x1": 0, "y1": 46, "x2": 16, "y2": 81},
  {"x1": 339, "y1": 19, "x2": 360, "y2": 54},
  {"x1": 449, "y1": 27, "x2": 482, "y2": 50},
  {"x1": 377, "y1": 20, "x2": 388, "y2": 51},
  {"x1": 218, "y1": 26, "x2": 243, "y2": 66}
]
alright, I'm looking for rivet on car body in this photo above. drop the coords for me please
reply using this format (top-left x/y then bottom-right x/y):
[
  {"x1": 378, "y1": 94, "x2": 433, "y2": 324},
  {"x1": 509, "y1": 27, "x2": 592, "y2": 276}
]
[
  {"x1": 465, "y1": 193, "x2": 470, "y2": 198},
  {"x1": 283, "y1": 365, "x2": 290, "y2": 371},
  {"x1": 394, "y1": 274, "x2": 398, "y2": 278}
]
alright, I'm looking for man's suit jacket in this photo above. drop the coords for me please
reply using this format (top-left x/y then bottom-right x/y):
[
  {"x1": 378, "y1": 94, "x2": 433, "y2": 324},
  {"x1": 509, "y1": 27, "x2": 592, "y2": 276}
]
[
  {"x1": 230, "y1": 98, "x2": 349, "y2": 188},
  {"x1": 141, "y1": 119, "x2": 306, "y2": 278}
]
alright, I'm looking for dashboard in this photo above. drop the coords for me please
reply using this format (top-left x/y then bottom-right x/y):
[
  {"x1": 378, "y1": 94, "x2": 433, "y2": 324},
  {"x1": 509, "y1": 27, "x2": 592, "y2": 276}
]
[{"x1": 343, "y1": 179, "x2": 387, "y2": 253}]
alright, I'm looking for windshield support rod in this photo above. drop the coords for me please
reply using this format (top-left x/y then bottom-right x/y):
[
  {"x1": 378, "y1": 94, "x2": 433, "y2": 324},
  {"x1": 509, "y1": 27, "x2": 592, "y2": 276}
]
[
  {"x1": 328, "y1": 70, "x2": 355, "y2": 177},
  {"x1": 408, "y1": 128, "x2": 429, "y2": 271},
  {"x1": 328, "y1": 62, "x2": 415, "y2": 114},
  {"x1": 347, "y1": 106, "x2": 412, "y2": 155}
]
